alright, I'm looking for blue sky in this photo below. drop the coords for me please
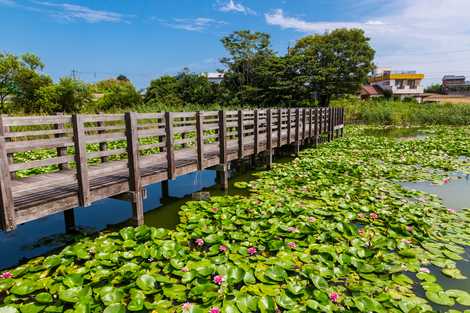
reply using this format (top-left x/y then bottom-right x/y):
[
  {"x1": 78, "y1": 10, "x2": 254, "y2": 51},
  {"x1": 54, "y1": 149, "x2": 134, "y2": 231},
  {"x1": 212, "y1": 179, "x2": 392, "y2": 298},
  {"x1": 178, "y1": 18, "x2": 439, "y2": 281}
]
[{"x1": 1, "y1": 0, "x2": 469, "y2": 88}]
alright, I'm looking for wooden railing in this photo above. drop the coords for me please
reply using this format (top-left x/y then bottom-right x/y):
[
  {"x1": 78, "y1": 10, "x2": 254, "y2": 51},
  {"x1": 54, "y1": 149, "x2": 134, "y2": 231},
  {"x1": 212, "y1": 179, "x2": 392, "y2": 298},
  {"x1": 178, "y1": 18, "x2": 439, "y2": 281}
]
[{"x1": 0, "y1": 107, "x2": 344, "y2": 231}]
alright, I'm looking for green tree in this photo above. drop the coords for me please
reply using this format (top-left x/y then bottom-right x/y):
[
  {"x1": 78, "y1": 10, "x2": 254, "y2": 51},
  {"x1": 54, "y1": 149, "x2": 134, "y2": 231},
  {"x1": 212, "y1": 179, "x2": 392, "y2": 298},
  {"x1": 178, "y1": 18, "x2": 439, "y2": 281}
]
[
  {"x1": 290, "y1": 28, "x2": 375, "y2": 106},
  {"x1": 35, "y1": 77, "x2": 92, "y2": 113},
  {"x1": 96, "y1": 79, "x2": 143, "y2": 111},
  {"x1": 425, "y1": 83, "x2": 443, "y2": 94}
]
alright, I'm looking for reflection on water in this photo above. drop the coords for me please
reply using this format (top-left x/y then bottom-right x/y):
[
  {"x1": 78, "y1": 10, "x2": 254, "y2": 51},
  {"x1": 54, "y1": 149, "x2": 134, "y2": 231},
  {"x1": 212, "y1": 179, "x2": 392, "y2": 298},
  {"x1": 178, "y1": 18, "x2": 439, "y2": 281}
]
[{"x1": 363, "y1": 127, "x2": 429, "y2": 139}]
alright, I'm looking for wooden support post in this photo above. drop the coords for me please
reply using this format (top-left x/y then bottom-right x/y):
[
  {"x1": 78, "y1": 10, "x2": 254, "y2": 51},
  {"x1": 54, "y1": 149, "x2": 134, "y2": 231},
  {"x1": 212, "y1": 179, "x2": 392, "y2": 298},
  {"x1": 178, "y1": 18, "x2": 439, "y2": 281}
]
[
  {"x1": 165, "y1": 112, "x2": 176, "y2": 180},
  {"x1": 216, "y1": 163, "x2": 229, "y2": 190},
  {"x1": 72, "y1": 114, "x2": 90, "y2": 207},
  {"x1": 302, "y1": 108, "x2": 307, "y2": 145},
  {"x1": 196, "y1": 111, "x2": 205, "y2": 171},
  {"x1": 328, "y1": 107, "x2": 334, "y2": 141},
  {"x1": 287, "y1": 109, "x2": 292, "y2": 144},
  {"x1": 237, "y1": 110, "x2": 244, "y2": 159},
  {"x1": 218, "y1": 110, "x2": 228, "y2": 190},
  {"x1": 266, "y1": 109, "x2": 273, "y2": 169},
  {"x1": 340, "y1": 108, "x2": 344, "y2": 137},
  {"x1": 161, "y1": 180, "x2": 169, "y2": 198},
  {"x1": 295, "y1": 108, "x2": 300, "y2": 155},
  {"x1": 0, "y1": 136, "x2": 15, "y2": 231},
  {"x1": 313, "y1": 108, "x2": 319, "y2": 147},
  {"x1": 125, "y1": 112, "x2": 144, "y2": 226},
  {"x1": 277, "y1": 109, "x2": 282, "y2": 148},
  {"x1": 253, "y1": 109, "x2": 259, "y2": 155},
  {"x1": 0, "y1": 115, "x2": 15, "y2": 180},
  {"x1": 309, "y1": 108, "x2": 313, "y2": 144},
  {"x1": 64, "y1": 209, "x2": 76, "y2": 233},
  {"x1": 97, "y1": 113, "x2": 108, "y2": 163}
]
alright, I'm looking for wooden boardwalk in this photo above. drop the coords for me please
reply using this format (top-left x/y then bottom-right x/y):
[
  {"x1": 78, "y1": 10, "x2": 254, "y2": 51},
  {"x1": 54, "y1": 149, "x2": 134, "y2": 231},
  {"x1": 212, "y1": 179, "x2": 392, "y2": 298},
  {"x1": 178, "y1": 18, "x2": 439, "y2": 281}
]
[{"x1": 0, "y1": 108, "x2": 344, "y2": 232}]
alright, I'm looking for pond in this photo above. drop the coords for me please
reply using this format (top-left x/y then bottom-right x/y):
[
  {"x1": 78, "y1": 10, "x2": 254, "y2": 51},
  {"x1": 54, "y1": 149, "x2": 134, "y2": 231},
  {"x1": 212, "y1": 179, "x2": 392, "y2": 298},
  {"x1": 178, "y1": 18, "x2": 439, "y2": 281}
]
[{"x1": 0, "y1": 164, "x2": 261, "y2": 270}]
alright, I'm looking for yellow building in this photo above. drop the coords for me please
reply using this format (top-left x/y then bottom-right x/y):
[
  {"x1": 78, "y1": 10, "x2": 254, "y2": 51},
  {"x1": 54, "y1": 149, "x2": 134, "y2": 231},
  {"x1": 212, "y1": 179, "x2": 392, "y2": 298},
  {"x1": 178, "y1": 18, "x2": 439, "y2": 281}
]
[{"x1": 369, "y1": 68, "x2": 425, "y2": 102}]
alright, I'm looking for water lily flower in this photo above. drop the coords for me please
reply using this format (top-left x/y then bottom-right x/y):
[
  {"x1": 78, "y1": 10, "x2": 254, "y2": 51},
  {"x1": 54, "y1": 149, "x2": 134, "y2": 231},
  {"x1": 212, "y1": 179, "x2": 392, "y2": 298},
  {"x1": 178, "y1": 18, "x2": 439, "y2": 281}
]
[
  {"x1": 247, "y1": 247, "x2": 257, "y2": 255},
  {"x1": 308, "y1": 216, "x2": 316, "y2": 223},
  {"x1": 443, "y1": 177, "x2": 450, "y2": 184},
  {"x1": 402, "y1": 239, "x2": 412, "y2": 244},
  {"x1": 213, "y1": 275, "x2": 224, "y2": 285},
  {"x1": 182, "y1": 302, "x2": 192, "y2": 311},
  {"x1": 448, "y1": 208, "x2": 457, "y2": 213},
  {"x1": 407, "y1": 225, "x2": 414, "y2": 232},
  {"x1": 219, "y1": 245, "x2": 228, "y2": 252},
  {"x1": 209, "y1": 307, "x2": 220, "y2": 313},
  {"x1": 181, "y1": 267, "x2": 189, "y2": 273},
  {"x1": 357, "y1": 213, "x2": 365, "y2": 219},
  {"x1": 287, "y1": 226, "x2": 299, "y2": 233},
  {"x1": 370, "y1": 212, "x2": 379, "y2": 220},
  {"x1": 211, "y1": 207, "x2": 219, "y2": 213},
  {"x1": 358, "y1": 228, "x2": 365, "y2": 236},
  {"x1": 419, "y1": 267, "x2": 431, "y2": 274},
  {"x1": 195, "y1": 238, "x2": 204, "y2": 246},
  {"x1": 329, "y1": 292, "x2": 339, "y2": 303},
  {"x1": 287, "y1": 242, "x2": 297, "y2": 249},
  {"x1": 0, "y1": 272, "x2": 13, "y2": 279}
]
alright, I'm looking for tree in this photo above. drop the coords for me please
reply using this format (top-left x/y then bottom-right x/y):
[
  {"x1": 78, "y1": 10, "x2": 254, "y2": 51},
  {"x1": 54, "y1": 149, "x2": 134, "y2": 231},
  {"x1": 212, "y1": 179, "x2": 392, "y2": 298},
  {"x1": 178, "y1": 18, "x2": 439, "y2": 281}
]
[
  {"x1": 0, "y1": 53, "x2": 19, "y2": 112},
  {"x1": 96, "y1": 79, "x2": 142, "y2": 111},
  {"x1": 290, "y1": 28, "x2": 375, "y2": 106},
  {"x1": 425, "y1": 83, "x2": 443, "y2": 94},
  {"x1": 35, "y1": 77, "x2": 92, "y2": 113}
]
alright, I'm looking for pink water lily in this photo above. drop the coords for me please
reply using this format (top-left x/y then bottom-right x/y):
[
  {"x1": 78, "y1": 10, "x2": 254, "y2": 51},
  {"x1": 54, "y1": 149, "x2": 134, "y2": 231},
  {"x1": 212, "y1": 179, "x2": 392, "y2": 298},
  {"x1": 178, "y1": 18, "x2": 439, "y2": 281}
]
[
  {"x1": 287, "y1": 226, "x2": 299, "y2": 233},
  {"x1": 448, "y1": 208, "x2": 457, "y2": 213},
  {"x1": 181, "y1": 267, "x2": 189, "y2": 273},
  {"x1": 209, "y1": 307, "x2": 220, "y2": 313},
  {"x1": 407, "y1": 225, "x2": 414, "y2": 232},
  {"x1": 329, "y1": 292, "x2": 339, "y2": 303},
  {"x1": 182, "y1": 302, "x2": 192, "y2": 311},
  {"x1": 369, "y1": 212, "x2": 379, "y2": 220},
  {"x1": 213, "y1": 275, "x2": 224, "y2": 285},
  {"x1": 443, "y1": 177, "x2": 450, "y2": 184},
  {"x1": 211, "y1": 207, "x2": 219, "y2": 213},
  {"x1": 358, "y1": 228, "x2": 365, "y2": 236},
  {"x1": 195, "y1": 238, "x2": 204, "y2": 246},
  {"x1": 219, "y1": 245, "x2": 228, "y2": 252},
  {"x1": 402, "y1": 239, "x2": 412, "y2": 244},
  {"x1": 247, "y1": 246, "x2": 257, "y2": 255},
  {"x1": 0, "y1": 272, "x2": 13, "y2": 279},
  {"x1": 287, "y1": 242, "x2": 297, "y2": 249},
  {"x1": 308, "y1": 216, "x2": 316, "y2": 223},
  {"x1": 419, "y1": 267, "x2": 431, "y2": 274}
]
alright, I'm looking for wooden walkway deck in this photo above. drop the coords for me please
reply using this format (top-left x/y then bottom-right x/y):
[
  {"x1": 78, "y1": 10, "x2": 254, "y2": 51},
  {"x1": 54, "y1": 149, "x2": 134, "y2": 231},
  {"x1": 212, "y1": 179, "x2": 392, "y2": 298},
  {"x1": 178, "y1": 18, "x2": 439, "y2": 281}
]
[{"x1": 0, "y1": 108, "x2": 344, "y2": 232}]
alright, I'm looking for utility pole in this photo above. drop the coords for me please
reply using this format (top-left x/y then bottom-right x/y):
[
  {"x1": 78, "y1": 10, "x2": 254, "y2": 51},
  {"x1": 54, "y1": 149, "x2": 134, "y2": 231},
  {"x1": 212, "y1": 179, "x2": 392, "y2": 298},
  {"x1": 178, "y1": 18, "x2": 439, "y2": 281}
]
[{"x1": 71, "y1": 69, "x2": 78, "y2": 80}]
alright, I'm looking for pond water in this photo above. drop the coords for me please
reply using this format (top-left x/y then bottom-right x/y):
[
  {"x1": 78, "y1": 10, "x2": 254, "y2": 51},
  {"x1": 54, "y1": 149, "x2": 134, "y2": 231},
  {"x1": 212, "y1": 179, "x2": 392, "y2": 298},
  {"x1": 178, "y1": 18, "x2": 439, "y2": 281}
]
[{"x1": 0, "y1": 165, "x2": 260, "y2": 270}]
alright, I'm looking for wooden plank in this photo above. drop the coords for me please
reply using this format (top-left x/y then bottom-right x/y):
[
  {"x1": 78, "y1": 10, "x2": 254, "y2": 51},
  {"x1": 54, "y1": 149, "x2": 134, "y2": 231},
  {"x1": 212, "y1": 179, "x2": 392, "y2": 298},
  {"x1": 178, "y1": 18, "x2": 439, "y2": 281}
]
[
  {"x1": 218, "y1": 110, "x2": 227, "y2": 164},
  {"x1": 5, "y1": 128, "x2": 72, "y2": 138},
  {"x1": 295, "y1": 108, "x2": 300, "y2": 154},
  {"x1": 277, "y1": 109, "x2": 282, "y2": 148},
  {"x1": 0, "y1": 114, "x2": 15, "y2": 179},
  {"x1": 314, "y1": 108, "x2": 319, "y2": 146},
  {"x1": 165, "y1": 112, "x2": 176, "y2": 179},
  {"x1": 254, "y1": 109, "x2": 259, "y2": 155},
  {"x1": 0, "y1": 136, "x2": 15, "y2": 231},
  {"x1": 5, "y1": 137, "x2": 74, "y2": 153},
  {"x1": 309, "y1": 108, "x2": 313, "y2": 141},
  {"x1": 72, "y1": 114, "x2": 90, "y2": 207},
  {"x1": 196, "y1": 111, "x2": 205, "y2": 170},
  {"x1": 9, "y1": 155, "x2": 74, "y2": 172},
  {"x1": 3, "y1": 115, "x2": 71, "y2": 127},
  {"x1": 125, "y1": 112, "x2": 144, "y2": 226},
  {"x1": 97, "y1": 113, "x2": 108, "y2": 163},
  {"x1": 287, "y1": 109, "x2": 292, "y2": 144},
  {"x1": 82, "y1": 114, "x2": 124, "y2": 123},
  {"x1": 237, "y1": 110, "x2": 245, "y2": 159},
  {"x1": 266, "y1": 109, "x2": 273, "y2": 169},
  {"x1": 302, "y1": 108, "x2": 307, "y2": 144},
  {"x1": 87, "y1": 148, "x2": 127, "y2": 160},
  {"x1": 55, "y1": 113, "x2": 70, "y2": 171}
]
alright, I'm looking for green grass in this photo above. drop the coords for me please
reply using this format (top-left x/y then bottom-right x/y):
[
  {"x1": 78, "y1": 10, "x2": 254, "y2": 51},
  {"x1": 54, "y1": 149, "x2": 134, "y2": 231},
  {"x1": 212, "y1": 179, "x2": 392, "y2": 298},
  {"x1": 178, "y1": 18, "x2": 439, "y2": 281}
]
[{"x1": 334, "y1": 98, "x2": 470, "y2": 126}]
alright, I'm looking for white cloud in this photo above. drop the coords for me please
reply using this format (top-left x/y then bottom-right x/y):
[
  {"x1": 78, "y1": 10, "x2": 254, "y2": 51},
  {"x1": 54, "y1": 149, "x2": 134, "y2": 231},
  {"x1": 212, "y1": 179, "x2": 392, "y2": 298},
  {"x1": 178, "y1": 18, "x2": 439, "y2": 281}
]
[
  {"x1": 0, "y1": 0, "x2": 130, "y2": 23},
  {"x1": 161, "y1": 17, "x2": 226, "y2": 32},
  {"x1": 265, "y1": 1, "x2": 470, "y2": 84},
  {"x1": 217, "y1": 0, "x2": 256, "y2": 15}
]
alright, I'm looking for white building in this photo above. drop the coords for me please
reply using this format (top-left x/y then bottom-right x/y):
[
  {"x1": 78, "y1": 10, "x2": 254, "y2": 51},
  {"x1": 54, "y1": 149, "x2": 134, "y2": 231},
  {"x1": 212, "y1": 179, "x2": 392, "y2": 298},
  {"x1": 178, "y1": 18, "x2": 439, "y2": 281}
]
[
  {"x1": 369, "y1": 68, "x2": 425, "y2": 102},
  {"x1": 204, "y1": 72, "x2": 224, "y2": 84}
]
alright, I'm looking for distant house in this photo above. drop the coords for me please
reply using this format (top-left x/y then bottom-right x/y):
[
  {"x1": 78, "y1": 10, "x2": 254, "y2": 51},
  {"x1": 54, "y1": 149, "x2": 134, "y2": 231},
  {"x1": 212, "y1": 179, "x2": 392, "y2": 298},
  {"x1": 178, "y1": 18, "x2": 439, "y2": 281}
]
[
  {"x1": 442, "y1": 75, "x2": 470, "y2": 96},
  {"x1": 203, "y1": 72, "x2": 224, "y2": 84},
  {"x1": 359, "y1": 85, "x2": 383, "y2": 100},
  {"x1": 367, "y1": 68, "x2": 425, "y2": 103}
]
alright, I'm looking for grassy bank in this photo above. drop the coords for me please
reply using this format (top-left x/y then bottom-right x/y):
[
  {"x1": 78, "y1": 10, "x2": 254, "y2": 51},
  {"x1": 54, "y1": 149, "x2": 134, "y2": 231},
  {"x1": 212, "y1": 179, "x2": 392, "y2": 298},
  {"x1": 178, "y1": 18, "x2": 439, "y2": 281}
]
[
  {"x1": 1, "y1": 126, "x2": 470, "y2": 312},
  {"x1": 335, "y1": 98, "x2": 470, "y2": 126}
]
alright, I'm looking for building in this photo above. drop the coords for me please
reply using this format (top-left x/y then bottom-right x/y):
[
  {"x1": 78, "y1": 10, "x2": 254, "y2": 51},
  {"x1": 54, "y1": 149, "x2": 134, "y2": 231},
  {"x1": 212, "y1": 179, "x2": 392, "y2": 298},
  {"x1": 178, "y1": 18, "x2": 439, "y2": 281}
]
[
  {"x1": 368, "y1": 68, "x2": 425, "y2": 102},
  {"x1": 442, "y1": 75, "x2": 470, "y2": 96},
  {"x1": 359, "y1": 85, "x2": 383, "y2": 100},
  {"x1": 203, "y1": 72, "x2": 224, "y2": 84}
]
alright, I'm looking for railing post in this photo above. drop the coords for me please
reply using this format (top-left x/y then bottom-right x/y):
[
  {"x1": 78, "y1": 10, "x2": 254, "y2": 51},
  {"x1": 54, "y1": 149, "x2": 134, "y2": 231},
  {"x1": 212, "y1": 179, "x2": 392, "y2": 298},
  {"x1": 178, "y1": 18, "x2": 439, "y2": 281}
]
[
  {"x1": 340, "y1": 108, "x2": 345, "y2": 137},
  {"x1": 328, "y1": 107, "x2": 334, "y2": 141},
  {"x1": 302, "y1": 108, "x2": 307, "y2": 145},
  {"x1": 313, "y1": 108, "x2": 319, "y2": 147},
  {"x1": 237, "y1": 110, "x2": 244, "y2": 159},
  {"x1": 196, "y1": 111, "x2": 205, "y2": 171},
  {"x1": 97, "y1": 112, "x2": 108, "y2": 163},
  {"x1": 308, "y1": 108, "x2": 313, "y2": 144},
  {"x1": 0, "y1": 136, "x2": 15, "y2": 231},
  {"x1": 266, "y1": 109, "x2": 273, "y2": 169},
  {"x1": 165, "y1": 112, "x2": 176, "y2": 180},
  {"x1": 218, "y1": 110, "x2": 228, "y2": 190},
  {"x1": 295, "y1": 108, "x2": 300, "y2": 155},
  {"x1": 125, "y1": 112, "x2": 144, "y2": 226},
  {"x1": 277, "y1": 109, "x2": 282, "y2": 148},
  {"x1": 254, "y1": 109, "x2": 259, "y2": 155},
  {"x1": 72, "y1": 114, "x2": 90, "y2": 207},
  {"x1": 0, "y1": 115, "x2": 15, "y2": 180},
  {"x1": 287, "y1": 109, "x2": 292, "y2": 144}
]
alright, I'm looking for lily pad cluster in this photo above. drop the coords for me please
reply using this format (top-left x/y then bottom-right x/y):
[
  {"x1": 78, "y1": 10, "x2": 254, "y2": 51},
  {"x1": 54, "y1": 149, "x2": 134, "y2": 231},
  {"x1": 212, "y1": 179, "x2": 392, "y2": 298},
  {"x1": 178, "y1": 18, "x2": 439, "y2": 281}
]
[{"x1": 1, "y1": 126, "x2": 470, "y2": 313}]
